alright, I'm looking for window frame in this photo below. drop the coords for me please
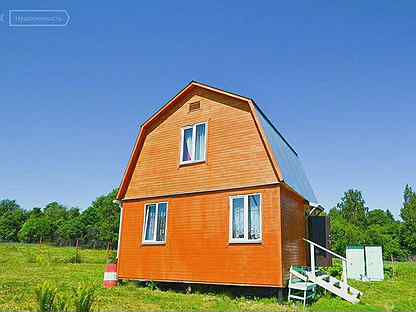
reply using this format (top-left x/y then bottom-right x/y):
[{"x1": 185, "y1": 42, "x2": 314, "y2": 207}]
[
  {"x1": 229, "y1": 193, "x2": 262, "y2": 244},
  {"x1": 180, "y1": 122, "x2": 208, "y2": 165},
  {"x1": 142, "y1": 202, "x2": 168, "y2": 245}
]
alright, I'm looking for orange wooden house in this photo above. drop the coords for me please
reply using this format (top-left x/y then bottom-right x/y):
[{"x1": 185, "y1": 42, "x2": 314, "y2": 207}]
[{"x1": 115, "y1": 81, "x2": 321, "y2": 288}]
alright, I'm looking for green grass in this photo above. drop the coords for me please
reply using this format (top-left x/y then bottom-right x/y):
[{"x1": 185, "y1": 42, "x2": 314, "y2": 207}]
[
  {"x1": 0, "y1": 243, "x2": 415, "y2": 311},
  {"x1": 311, "y1": 261, "x2": 416, "y2": 312}
]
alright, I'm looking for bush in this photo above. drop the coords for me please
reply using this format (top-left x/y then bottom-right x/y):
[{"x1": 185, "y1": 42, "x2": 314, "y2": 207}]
[
  {"x1": 54, "y1": 294, "x2": 69, "y2": 312},
  {"x1": 34, "y1": 282, "x2": 57, "y2": 312},
  {"x1": 146, "y1": 281, "x2": 159, "y2": 291},
  {"x1": 321, "y1": 261, "x2": 343, "y2": 280},
  {"x1": 384, "y1": 264, "x2": 394, "y2": 279},
  {"x1": 73, "y1": 284, "x2": 96, "y2": 312},
  {"x1": 68, "y1": 248, "x2": 82, "y2": 264},
  {"x1": 35, "y1": 282, "x2": 97, "y2": 312},
  {"x1": 25, "y1": 248, "x2": 53, "y2": 266},
  {"x1": 106, "y1": 251, "x2": 117, "y2": 264},
  {"x1": 18, "y1": 217, "x2": 53, "y2": 243}
]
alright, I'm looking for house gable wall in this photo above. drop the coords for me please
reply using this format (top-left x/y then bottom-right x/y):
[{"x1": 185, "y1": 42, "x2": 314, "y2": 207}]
[{"x1": 125, "y1": 87, "x2": 278, "y2": 199}]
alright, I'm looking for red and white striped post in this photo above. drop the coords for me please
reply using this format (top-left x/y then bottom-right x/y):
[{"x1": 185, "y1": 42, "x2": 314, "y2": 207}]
[{"x1": 103, "y1": 263, "x2": 118, "y2": 288}]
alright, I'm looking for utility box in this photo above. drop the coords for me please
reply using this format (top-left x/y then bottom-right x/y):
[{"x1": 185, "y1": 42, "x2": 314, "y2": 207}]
[
  {"x1": 346, "y1": 246, "x2": 365, "y2": 280},
  {"x1": 365, "y1": 246, "x2": 384, "y2": 281},
  {"x1": 346, "y1": 245, "x2": 384, "y2": 281}
]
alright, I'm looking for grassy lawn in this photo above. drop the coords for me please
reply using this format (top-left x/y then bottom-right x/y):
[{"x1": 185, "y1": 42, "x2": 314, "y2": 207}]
[{"x1": 0, "y1": 243, "x2": 415, "y2": 311}]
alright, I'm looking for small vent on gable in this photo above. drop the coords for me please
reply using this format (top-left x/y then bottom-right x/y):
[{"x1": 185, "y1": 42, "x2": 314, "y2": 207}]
[{"x1": 189, "y1": 101, "x2": 201, "y2": 112}]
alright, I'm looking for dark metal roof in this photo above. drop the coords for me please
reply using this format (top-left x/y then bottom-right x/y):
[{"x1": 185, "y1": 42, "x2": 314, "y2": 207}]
[{"x1": 253, "y1": 104, "x2": 317, "y2": 203}]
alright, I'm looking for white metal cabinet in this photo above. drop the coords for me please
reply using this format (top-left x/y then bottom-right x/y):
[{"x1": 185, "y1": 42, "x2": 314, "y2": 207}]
[
  {"x1": 365, "y1": 246, "x2": 384, "y2": 281},
  {"x1": 346, "y1": 246, "x2": 365, "y2": 280}
]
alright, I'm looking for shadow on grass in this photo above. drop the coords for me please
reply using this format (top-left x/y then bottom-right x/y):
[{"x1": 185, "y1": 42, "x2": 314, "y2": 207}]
[{"x1": 125, "y1": 280, "x2": 288, "y2": 301}]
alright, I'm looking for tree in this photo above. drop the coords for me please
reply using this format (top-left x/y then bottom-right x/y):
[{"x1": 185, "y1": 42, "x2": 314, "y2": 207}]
[
  {"x1": 28, "y1": 207, "x2": 43, "y2": 219},
  {"x1": 0, "y1": 209, "x2": 27, "y2": 241},
  {"x1": 329, "y1": 208, "x2": 368, "y2": 255},
  {"x1": 43, "y1": 202, "x2": 70, "y2": 241},
  {"x1": 366, "y1": 224, "x2": 405, "y2": 259},
  {"x1": 44, "y1": 202, "x2": 67, "y2": 223},
  {"x1": 18, "y1": 217, "x2": 53, "y2": 243},
  {"x1": 0, "y1": 199, "x2": 27, "y2": 241},
  {"x1": 400, "y1": 184, "x2": 416, "y2": 254},
  {"x1": 57, "y1": 217, "x2": 84, "y2": 244},
  {"x1": 81, "y1": 189, "x2": 119, "y2": 245},
  {"x1": 336, "y1": 189, "x2": 368, "y2": 227},
  {"x1": 367, "y1": 209, "x2": 395, "y2": 227},
  {"x1": 67, "y1": 207, "x2": 80, "y2": 219},
  {"x1": 0, "y1": 199, "x2": 20, "y2": 216},
  {"x1": 404, "y1": 184, "x2": 415, "y2": 206}
]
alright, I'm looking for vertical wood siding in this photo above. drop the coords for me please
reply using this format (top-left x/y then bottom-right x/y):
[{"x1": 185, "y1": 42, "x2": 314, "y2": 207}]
[
  {"x1": 118, "y1": 185, "x2": 284, "y2": 287},
  {"x1": 125, "y1": 88, "x2": 277, "y2": 199},
  {"x1": 280, "y1": 186, "x2": 308, "y2": 283}
]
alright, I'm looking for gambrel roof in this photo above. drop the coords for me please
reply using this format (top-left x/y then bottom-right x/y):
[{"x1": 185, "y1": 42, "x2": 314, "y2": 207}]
[
  {"x1": 117, "y1": 81, "x2": 317, "y2": 203},
  {"x1": 253, "y1": 105, "x2": 317, "y2": 203}
]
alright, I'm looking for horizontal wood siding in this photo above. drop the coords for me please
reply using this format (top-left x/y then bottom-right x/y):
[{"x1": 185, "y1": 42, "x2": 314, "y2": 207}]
[
  {"x1": 280, "y1": 185, "x2": 308, "y2": 284},
  {"x1": 118, "y1": 185, "x2": 284, "y2": 287},
  {"x1": 125, "y1": 87, "x2": 277, "y2": 199}
]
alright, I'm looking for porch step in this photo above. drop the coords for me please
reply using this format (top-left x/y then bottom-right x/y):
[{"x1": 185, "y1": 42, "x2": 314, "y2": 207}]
[
  {"x1": 299, "y1": 239, "x2": 363, "y2": 304},
  {"x1": 305, "y1": 270, "x2": 362, "y2": 304},
  {"x1": 289, "y1": 281, "x2": 316, "y2": 291},
  {"x1": 315, "y1": 273, "x2": 362, "y2": 297},
  {"x1": 288, "y1": 267, "x2": 317, "y2": 306}
]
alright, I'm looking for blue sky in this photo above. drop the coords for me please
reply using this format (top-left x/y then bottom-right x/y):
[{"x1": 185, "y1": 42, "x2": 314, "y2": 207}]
[{"x1": 1, "y1": 1, "x2": 415, "y2": 217}]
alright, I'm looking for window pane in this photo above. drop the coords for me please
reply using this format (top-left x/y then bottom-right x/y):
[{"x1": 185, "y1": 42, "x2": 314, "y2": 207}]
[
  {"x1": 145, "y1": 204, "x2": 156, "y2": 241},
  {"x1": 182, "y1": 128, "x2": 193, "y2": 161},
  {"x1": 248, "y1": 195, "x2": 261, "y2": 239},
  {"x1": 195, "y1": 124, "x2": 206, "y2": 161},
  {"x1": 232, "y1": 197, "x2": 245, "y2": 239},
  {"x1": 156, "y1": 203, "x2": 167, "y2": 241}
]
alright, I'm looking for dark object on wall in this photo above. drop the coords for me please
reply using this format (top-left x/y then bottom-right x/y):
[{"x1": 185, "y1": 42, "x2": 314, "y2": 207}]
[{"x1": 308, "y1": 216, "x2": 332, "y2": 267}]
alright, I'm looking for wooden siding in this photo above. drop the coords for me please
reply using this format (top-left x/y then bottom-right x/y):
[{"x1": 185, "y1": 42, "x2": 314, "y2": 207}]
[
  {"x1": 125, "y1": 87, "x2": 278, "y2": 199},
  {"x1": 280, "y1": 185, "x2": 308, "y2": 284},
  {"x1": 118, "y1": 185, "x2": 284, "y2": 287}
]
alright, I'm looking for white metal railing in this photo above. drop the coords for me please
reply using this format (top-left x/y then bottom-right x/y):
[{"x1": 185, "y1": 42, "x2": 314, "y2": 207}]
[{"x1": 303, "y1": 238, "x2": 348, "y2": 290}]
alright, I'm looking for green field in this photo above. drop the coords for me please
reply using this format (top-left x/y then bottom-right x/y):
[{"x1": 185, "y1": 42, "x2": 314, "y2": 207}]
[{"x1": 0, "y1": 243, "x2": 415, "y2": 311}]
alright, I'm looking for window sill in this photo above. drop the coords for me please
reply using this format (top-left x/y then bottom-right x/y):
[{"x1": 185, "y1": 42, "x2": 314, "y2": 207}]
[
  {"x1": 179, "y1": 160, "x2": 206, "y2": 167},
  {"x1": 142, "y1": 241, "x2": 166, "y2": 246},
  {"x1": 229, "y1": 239, "x2": 263, "y2": 245}
]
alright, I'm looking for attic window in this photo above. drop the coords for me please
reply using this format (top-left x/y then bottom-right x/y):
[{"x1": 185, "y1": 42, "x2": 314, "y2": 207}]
[
  {"x1": 189, "y1": 101, "x2": 201, "y2": 112},
  {"x1": 180, "y1": 122, "x2": 207, "y2": 165}
]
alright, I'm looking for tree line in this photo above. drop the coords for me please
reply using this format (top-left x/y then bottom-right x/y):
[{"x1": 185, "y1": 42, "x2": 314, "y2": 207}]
[
  {"x1": 0, "y1": 185, "x2": 415, "y2": 259},
  {"x1": 329, "y1": 184, "x2": 416, "y2": 260},
  {"x1": 0, "y1": 189, "x2": 119, "y2": 249}
]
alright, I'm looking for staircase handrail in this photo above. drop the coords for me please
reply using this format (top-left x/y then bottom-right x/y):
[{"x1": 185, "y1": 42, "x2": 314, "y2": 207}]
[
  {"x1": 303, "y1": 238, "x2": 348, "y2": 289},
  {"x1": 303, "y1": 238, "x2": 346, "y2": 261}
]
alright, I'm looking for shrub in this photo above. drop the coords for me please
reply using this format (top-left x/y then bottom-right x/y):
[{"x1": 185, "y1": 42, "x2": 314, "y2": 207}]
[
  {"x1": 106, "y1": 251, "x2": 117, "y2": 264},
  {"x1": 73, "y1": 284, "x2": 96, "y2": 312},
  {"x1": 146, "y1": 281, "x2": 159, "y2": 291},
  {"x1": 68, "y1": 248, "x2": 82, "y2": 264},
  {"x1": 321, "y1": 261, "x2": 343, "y2": 280},
  {"x1": 34, "y1": 282, "x2": 57, "y2": 312},
  {"x1": 384, "y1": 264, "x2": 394, "y2": 279},
  {"x1": 54, "y1": 294, "x2": 69, "y2": 312},
  {"x1": 18, "y1": 217, "x2": 53, "y2": 243},
  {"x1": 31, "y1": 248, "x2": 53, "y2": 266}
]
